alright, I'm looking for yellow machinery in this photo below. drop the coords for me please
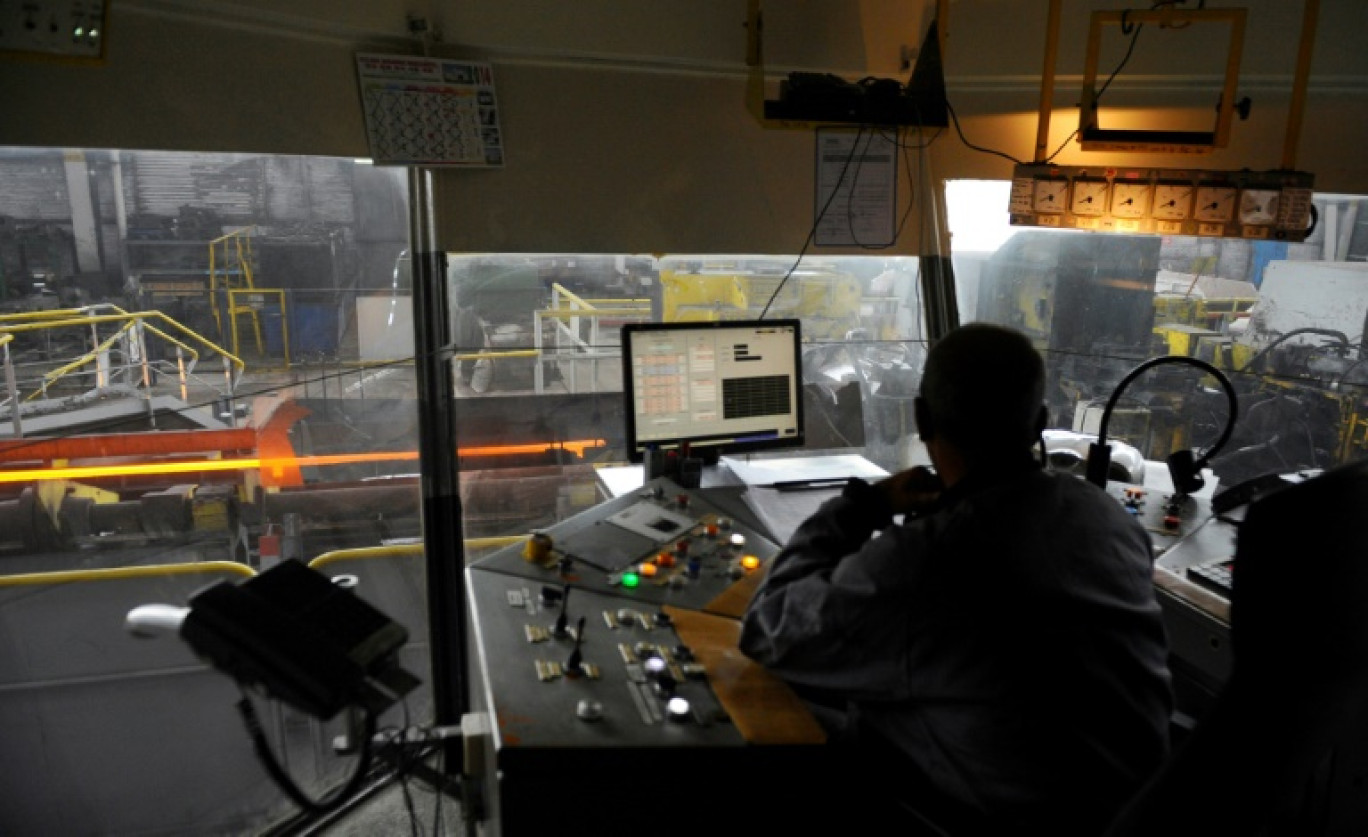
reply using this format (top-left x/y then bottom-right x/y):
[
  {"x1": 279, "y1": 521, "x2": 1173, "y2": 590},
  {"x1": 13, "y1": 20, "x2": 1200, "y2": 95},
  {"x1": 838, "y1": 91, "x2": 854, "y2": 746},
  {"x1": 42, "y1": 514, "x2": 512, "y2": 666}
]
[{"x1": 658, "y1": 264, "x2": 863, "y2": 338}]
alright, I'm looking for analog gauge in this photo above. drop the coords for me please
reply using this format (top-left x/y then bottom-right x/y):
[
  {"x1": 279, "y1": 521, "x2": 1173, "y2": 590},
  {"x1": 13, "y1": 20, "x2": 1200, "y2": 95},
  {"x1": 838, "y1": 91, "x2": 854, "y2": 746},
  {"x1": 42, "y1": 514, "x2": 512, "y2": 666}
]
[
  {"x1": 1110, "y1": 182, "x2": 1151, "y2": 219},
  {"x1": 1032, "y1": 179, "x2": 1068, "y2": 213},
  {"x1": 1153, "y1": 184, "x2": 1194, "y2": 220},
  {"x1": 1239, "y1": 189, "x2": 1280, "y2": 225},
  {"x1": 1194, "y1": 186, "x2": 1237, "y2": 222},
  {"x1": 1070, "y1": 180, "x2": 1109, "y2": 216}
]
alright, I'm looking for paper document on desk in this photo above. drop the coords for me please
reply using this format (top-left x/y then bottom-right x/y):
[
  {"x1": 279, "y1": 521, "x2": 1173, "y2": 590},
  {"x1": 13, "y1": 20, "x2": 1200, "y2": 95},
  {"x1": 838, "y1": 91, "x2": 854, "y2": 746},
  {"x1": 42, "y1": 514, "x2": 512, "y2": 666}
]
[
  {"x1": 741, "y1": 485, "x2": 842, "y2": 546},
  {"x1": 722, "y1": 454, "x2": 888, "y2": 487}
]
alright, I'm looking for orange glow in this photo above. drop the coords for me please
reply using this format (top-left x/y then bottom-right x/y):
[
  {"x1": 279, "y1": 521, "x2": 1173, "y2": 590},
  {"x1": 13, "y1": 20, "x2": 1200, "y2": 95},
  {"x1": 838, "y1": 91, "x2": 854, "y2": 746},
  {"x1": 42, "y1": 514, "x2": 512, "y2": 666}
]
[
  {"x1": 740, "y1": 555, "x2": 762, "y2": 571},
  {"x1": 457, "y1": 440, "x2": 606, "y2": 457},
  {"x1": 638, "y1": 562, "x2": 659, "y2": 577},
  {"x1": 0, "y1": 438, "x2": 608, "y2": 484}
]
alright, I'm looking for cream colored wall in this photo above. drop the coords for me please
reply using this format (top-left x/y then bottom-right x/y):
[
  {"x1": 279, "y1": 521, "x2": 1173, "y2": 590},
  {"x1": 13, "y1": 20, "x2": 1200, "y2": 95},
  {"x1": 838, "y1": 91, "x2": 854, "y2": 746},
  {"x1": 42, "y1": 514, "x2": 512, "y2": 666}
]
[{"x1": 0, "y1": 1, "x2": 1364, "y2": 255}]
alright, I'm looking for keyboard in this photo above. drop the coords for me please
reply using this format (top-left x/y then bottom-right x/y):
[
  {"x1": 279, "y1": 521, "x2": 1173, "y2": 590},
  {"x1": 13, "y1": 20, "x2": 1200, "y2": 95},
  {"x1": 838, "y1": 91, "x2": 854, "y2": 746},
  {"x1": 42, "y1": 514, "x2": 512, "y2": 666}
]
[{"x1": 1186, "y1": 559, "x2": 1235, "y2": 597}]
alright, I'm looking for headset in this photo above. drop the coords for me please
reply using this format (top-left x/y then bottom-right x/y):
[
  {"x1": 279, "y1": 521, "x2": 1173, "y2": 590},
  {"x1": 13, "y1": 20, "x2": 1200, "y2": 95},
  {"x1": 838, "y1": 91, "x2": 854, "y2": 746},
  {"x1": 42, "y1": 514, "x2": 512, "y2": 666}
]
[{"x1": 1085, "y1": 355, "x2": 1239, "y2": 494}]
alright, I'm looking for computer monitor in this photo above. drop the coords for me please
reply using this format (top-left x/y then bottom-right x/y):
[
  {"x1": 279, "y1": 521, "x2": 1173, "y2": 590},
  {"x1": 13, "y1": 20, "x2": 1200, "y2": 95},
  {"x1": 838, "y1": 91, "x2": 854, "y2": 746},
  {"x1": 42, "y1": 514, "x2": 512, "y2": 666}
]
[{"x1": 621, "y1": 319, "x2": 805, "y2": 463}]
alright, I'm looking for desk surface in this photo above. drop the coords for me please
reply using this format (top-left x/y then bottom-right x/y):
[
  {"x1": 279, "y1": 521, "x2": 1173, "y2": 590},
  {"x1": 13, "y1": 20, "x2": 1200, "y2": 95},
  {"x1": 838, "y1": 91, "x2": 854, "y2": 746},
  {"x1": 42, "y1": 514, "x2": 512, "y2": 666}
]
[{"x1": 596, "y1": 453, "x2": 890, "y2": 499}]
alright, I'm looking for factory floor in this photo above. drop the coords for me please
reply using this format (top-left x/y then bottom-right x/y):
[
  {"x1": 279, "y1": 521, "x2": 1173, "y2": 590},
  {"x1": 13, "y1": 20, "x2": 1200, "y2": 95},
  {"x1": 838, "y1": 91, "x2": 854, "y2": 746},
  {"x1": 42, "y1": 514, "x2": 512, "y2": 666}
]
[
  {"x1": 321, "y1": 778, "x2": 469, "y2": 836},
  {"x1": 270, "y1": 758, "x2": 472, "y2": 837}
]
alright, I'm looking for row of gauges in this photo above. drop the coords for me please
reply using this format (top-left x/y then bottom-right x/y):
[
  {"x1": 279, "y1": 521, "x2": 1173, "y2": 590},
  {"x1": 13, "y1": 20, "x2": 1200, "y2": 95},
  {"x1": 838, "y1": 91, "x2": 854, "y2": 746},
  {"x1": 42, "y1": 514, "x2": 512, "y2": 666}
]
[{"x1": 1008, "y1": 164, "x2": 1316, "y2": 241}]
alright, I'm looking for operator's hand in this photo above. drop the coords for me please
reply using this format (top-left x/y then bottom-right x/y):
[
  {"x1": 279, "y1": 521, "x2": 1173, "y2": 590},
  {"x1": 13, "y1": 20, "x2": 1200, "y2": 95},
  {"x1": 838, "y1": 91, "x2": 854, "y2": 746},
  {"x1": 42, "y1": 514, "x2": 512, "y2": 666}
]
[{"x1": 875, "y1": 466, "x2": 943, "y2": 517}]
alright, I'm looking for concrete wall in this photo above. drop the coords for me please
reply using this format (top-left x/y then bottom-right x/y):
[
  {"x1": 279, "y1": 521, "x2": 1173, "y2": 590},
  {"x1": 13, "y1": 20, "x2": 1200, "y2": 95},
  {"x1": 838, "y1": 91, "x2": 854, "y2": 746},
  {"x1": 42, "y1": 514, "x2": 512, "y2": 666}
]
[{"x1": 0, "y1": 0, "x2": 1364, "y2": 255}]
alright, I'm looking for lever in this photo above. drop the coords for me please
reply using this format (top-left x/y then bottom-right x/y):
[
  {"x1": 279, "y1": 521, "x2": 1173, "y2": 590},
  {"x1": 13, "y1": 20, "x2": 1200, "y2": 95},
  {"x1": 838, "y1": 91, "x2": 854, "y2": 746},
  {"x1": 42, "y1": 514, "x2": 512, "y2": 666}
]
[
  {"x1": 552, "y1": 584, "x2": 572, "y2": 638},
  {"x1": 565, "y1": 616, "x2": 587, "y2": 675}
]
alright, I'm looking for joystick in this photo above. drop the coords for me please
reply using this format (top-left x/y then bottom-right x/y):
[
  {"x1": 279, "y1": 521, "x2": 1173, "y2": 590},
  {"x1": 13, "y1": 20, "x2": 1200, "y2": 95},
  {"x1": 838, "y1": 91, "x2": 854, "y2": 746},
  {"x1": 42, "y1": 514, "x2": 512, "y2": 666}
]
[{"x1": 565, "y1": 616, "x2": 587, "y2": 676}]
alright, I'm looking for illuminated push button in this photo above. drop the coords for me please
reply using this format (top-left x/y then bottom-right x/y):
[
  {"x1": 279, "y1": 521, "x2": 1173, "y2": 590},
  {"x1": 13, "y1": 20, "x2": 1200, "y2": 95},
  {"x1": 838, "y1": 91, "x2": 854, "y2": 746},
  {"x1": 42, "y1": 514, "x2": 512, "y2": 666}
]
[
  {"x1": 729, "y1": 533, "x2": 746, "y2": 551},
  {"x1": 643, "y1": 655, "x2": 668, "y2": 678},
  {"x1": 705, "y1": 522, "x2": 720, "y2": 538},
  {"x1": 638, "y1": 562, "x2": 659, "y2": 578},
  {"x1": 666, "y1": 696, "x2": 692, "y2": 723},
  {"x1": 576, "y1": 698, "x2": 604, "y2": 722},
  {"x1": 656, "y1": 551, "x2": 676, "y2": 568},
  {"x1": 740, "y1": 554, "x2": 762, "y2": 572},
  {"x1": 621, "y1": 571, "x2": 641, "y2": 589}
]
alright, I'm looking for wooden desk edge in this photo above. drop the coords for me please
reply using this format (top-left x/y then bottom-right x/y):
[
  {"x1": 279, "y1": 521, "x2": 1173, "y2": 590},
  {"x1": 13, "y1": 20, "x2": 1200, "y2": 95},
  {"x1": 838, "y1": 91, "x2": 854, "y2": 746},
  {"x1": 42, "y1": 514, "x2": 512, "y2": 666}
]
[{"x1": 665, "y1": 605, "x2": 827, "y2": 746}]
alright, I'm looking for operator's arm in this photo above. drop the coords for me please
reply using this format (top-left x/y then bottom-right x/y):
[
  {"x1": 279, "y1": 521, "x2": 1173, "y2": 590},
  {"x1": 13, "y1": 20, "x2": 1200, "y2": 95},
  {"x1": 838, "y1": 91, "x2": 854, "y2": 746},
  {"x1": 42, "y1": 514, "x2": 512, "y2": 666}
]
[{"x1": 738, "y1": 469, "x2": 941, "y2": 697}]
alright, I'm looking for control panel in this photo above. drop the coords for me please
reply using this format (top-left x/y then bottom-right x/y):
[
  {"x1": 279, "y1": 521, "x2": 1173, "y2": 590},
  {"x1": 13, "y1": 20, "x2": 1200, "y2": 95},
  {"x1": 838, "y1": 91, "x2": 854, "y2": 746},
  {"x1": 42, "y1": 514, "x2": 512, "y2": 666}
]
[
  {"x1": 464, "y1": 562, "x2": 831, "y2": 835},
  {"x1": 467, "y1": 568, "x2": 747, "y2": 748},
  {"x1": 1107, "y1": 481, "x2": 1215, "y2": 558},
  {"x1": 469, "y1": 477, "x2": 780, "y2": 614}
]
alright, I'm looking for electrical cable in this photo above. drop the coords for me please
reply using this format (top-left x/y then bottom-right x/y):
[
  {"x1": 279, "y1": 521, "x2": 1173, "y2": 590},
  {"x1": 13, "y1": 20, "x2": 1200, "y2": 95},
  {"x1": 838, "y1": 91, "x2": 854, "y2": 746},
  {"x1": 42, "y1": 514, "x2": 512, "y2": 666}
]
[
  {"x1": 1236, "y1": 327, "x2": 1350, "y2": 373},
  {"x1": 236, "y1": 685, "x2": 378, "y2": 815},
  {"x1": 944, "y1": 100, "x2": 1025, "y2": 166},
  {"x1": 759, "y1": 126, "x2": 866, "y2": 320}
]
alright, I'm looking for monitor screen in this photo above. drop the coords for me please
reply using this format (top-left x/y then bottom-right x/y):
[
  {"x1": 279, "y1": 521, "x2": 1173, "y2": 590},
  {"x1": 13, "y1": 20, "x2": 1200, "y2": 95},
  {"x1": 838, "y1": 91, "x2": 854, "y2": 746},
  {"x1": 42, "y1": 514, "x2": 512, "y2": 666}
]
[{"x1": 621, "y1": 319, "x2": 805, "y2": 463}]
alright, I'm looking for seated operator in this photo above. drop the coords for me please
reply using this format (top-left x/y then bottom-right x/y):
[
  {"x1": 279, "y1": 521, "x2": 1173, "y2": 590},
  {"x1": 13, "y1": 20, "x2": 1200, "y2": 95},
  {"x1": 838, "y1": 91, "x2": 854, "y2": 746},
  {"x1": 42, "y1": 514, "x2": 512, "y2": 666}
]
[{"x1": 739, "y1": 323, "x2": 1173, "y2": 836}]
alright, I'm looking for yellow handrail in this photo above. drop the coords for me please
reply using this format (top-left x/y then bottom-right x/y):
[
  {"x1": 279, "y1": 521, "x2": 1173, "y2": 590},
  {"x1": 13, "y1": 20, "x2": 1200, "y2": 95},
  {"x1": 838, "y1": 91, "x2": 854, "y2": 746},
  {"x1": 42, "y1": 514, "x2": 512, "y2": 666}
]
[
  {"x1": 307, "y1": 537, "x2": 526, "y2": 569},
  {"x1": 0, "y1": 310, "x2": 244, "y2": 374},
  {"x1": 28, "y1": 321, "x2": 136, "y2": 401},
  {"x1": 0, "y1": 560, "x2": 256, "y2": 586}
]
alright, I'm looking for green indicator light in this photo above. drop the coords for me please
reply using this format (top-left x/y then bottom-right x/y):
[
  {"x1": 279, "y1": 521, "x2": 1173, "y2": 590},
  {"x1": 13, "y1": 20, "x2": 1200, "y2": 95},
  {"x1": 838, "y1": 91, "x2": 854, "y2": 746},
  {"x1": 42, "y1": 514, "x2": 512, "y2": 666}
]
[{"x1": 621, "y1": 572, "x2": 640, "y2": 588}]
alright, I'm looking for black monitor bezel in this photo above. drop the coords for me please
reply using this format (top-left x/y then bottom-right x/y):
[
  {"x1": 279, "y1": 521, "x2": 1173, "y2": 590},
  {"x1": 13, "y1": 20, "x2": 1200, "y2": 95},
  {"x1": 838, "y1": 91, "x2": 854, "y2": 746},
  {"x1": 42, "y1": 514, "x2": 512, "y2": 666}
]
[{"x1": 621, "y1": 318, "x2": 805, "y2": 464}]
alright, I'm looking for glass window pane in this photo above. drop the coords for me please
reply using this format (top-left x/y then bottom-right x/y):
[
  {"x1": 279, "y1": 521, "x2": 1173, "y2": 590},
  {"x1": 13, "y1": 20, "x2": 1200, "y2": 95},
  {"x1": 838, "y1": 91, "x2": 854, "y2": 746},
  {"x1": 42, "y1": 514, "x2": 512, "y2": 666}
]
[
  {"x1": 445, "y1": 252, "x2": 930, "y2": 553},
  {"x1": 0, "y1": 146, "x2": 421, "y2": 834},
  {"x1": 948, "y1": 179, "x2": 1368, "y2": 491}
]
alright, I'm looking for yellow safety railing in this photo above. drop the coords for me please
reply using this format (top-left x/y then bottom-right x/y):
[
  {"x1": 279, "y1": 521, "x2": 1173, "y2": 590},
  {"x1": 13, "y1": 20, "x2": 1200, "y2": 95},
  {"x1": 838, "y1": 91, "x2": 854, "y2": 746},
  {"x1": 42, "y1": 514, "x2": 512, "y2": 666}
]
[
  {"x1": 0, "y1": 307, "x2": 243, "y2": 404},
  {"x1": 533, "y1": 283, "x2": 651, "y2": 394},
  {"x1": 307, "y1": 537, "x2": 525, "y2": 569},
  {"x1": 0, "y1": 560, "x2": 257, "y2": 586},
  {"x1": 227, "y1": 288, "x2": 288, "y2": 367},
  {"x1": 209, "y1": 227, "x2": 259, "y2": 348}
]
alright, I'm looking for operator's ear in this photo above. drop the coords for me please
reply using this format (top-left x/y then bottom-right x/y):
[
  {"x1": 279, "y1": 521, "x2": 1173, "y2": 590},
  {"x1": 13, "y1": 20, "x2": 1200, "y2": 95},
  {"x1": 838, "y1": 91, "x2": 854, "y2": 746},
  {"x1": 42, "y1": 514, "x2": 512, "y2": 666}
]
[
  {"x1": 1033, "y1": 404, "x2": 1048, "y2": 437},
  {"x1": 914, "y1": 396, "x2": 935, "y2": 442}
]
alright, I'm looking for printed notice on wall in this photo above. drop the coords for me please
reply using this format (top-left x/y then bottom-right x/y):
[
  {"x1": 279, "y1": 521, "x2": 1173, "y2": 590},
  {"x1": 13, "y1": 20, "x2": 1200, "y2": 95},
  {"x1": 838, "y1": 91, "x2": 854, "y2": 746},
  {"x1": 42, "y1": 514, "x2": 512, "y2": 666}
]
[
  {"x1": 355, "y1": 53, "x2": 504, "y2": 167},
  {"x1": 814, "y1": 129, "x2": 898, "y2": 247}
]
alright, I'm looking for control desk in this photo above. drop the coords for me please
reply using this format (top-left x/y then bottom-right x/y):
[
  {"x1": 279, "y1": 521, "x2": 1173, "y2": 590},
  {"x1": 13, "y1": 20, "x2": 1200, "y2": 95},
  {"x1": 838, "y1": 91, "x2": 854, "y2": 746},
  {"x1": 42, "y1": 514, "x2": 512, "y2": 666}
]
[
  {"x1": 1103, "y1": 479, "x2": 1236, "y2": 713},
  {"x1": 464, "y1": 477, "x2": 836, "y2": 835}
]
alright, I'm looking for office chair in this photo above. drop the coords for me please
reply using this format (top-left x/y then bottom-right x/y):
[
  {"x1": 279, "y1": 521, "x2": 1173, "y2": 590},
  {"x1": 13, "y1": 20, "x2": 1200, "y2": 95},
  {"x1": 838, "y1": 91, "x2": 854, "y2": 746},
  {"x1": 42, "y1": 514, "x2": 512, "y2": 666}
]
[{"x1": 1105, "y1": 459, "x2": 1368, "y2": 836}]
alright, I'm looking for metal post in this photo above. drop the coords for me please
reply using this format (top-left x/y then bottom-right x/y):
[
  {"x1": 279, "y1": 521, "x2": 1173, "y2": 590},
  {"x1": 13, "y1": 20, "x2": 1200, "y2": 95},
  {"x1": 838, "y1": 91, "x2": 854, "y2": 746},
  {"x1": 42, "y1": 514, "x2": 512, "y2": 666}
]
[
  {"x1": 1281, "y1": 0, "x2": 1320, "y2": 171},
  {"x1": 918, "y1": 143, "x2": 959, "y2": 342},
  {"x1": 177, "y1": 347, "x2": 188, "y2": 402},
  {"x1": 4, "y1": 343, "x2": 22, "y2": 438},
  {"x1": 534, "y1": 310, "x2": 544, "y2": 394},
  {"x1": 222, "y1": 355, "x2": 236, "y2": 428},
  {"x1": 137, "y1": 321, "x2": 156, "y2": 429},
  {"x1": 1034, "y1": 0, "x2": 1063, "y2": 162},
  {"x1": 94, "y1": 322, "x2": 109, "y2": 389},
  {"x1": 409, "y1": 166, "x2": 470, "y2": 773}
]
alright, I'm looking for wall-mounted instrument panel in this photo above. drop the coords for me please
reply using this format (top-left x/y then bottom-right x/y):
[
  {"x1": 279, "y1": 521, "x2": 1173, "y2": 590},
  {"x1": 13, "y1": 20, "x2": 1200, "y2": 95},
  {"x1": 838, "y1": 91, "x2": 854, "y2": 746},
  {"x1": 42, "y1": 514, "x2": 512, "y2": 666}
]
[{"x1": 1009, "y1": 164, "x2": 1315, "y2": 242}]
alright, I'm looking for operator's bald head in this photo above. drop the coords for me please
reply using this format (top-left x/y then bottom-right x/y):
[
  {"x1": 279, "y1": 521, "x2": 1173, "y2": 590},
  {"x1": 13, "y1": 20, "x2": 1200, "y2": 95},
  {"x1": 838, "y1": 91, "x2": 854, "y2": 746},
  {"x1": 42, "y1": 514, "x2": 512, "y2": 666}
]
[{"x1": 916, "y1": 323, "x2": 1047, "y2": 457}]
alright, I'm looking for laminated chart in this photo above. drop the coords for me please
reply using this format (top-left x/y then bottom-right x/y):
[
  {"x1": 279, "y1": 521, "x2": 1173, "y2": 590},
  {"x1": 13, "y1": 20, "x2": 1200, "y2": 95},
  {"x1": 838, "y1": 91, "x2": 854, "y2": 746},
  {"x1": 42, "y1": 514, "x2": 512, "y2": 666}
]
[{"x1": 356, "y1": 53, "x2": 504, "y2": 167}]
